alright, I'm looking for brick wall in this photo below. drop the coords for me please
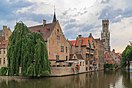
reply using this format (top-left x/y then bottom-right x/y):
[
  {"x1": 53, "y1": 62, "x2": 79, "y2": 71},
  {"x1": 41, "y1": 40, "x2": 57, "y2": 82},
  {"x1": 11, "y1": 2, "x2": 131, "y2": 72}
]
[{"x1": 51, "y1": 67, "x2": 74, "y2": 76}]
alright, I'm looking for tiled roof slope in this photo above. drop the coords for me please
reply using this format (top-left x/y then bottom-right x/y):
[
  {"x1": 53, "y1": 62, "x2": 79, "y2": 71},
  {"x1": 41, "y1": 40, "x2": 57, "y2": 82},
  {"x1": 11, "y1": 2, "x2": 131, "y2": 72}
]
[{"x1": 29, "y1": 21, "x2": 57, "y2": 40}]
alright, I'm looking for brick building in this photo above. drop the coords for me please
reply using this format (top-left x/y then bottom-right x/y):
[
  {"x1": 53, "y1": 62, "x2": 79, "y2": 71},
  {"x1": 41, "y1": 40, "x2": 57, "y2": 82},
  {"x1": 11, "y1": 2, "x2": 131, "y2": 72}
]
[
  {"x1": 94, "y1": 38, "x2": 105, "y2": 70},
  {"x1": 0, "y1": 40, "x2": 8, "y2": 68},
  {"x1": 69, "y1": 33, "x2": 96, "y2": 71},
  {"x1": 0, "y1": 26, "x2": 12, "y2": 68},
  {"x1": 29, "y1": 12, "x2": 71, "y2": 66}
]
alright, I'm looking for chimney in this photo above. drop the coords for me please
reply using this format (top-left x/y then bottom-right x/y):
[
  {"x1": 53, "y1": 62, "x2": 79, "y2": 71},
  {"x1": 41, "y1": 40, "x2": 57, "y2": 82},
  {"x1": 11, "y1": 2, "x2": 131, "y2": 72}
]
[
  {"x1": 78, "y1": 34, "x2": 82, "y2": 38},
  {"x1": 112, "y1": 49, "x2": 115, "y2": 53},
  {"x1": 43, "y1": 19, "x2": 46, "y2": 26},
  {"x1": 89, "y1": 33, "x2": 92, "y2": 37},
  {"x1": 3, "y1": 26, "x2": 7, "y2": 30}
]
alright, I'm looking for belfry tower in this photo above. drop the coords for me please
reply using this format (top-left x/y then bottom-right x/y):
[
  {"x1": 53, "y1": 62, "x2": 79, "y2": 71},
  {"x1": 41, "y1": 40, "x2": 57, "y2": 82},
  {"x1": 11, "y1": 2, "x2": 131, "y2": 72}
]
[{"x1": 101, "y1": 19, "x2": 110, "y2": 52}]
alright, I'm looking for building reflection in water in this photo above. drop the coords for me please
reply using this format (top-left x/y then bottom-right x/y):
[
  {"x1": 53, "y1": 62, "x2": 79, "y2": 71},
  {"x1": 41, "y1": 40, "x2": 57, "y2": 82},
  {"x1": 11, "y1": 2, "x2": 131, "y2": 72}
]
[{"x1": 0, "y1": 70, "x2": 132, "y2": 88}]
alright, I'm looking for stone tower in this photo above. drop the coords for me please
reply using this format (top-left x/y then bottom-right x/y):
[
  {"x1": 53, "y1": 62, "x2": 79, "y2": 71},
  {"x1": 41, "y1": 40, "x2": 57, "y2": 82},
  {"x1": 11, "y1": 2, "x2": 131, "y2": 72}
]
[{"x1": 101, "y1": 19, "x2": 110, "y2": 52}]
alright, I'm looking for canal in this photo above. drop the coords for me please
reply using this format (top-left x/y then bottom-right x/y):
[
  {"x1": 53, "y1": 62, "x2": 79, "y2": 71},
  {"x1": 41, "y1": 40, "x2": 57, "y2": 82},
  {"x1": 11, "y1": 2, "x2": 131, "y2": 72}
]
[{"x1": 0, "y1": 70, "x2": 132, "y2": 88}]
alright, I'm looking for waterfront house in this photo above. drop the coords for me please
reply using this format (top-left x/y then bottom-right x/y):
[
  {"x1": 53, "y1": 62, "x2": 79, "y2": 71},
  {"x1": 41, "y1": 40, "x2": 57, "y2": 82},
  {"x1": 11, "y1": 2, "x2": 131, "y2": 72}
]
[
  {"x1": 69, "y1": 54, "x2": 86, "y2": 73},
  {"x1": 69, "y1": 33, "x2": 96, "y2": 72},
  {"x1": 0, "y1": 40, "x2": 8, "y2": 68},
  {"x1": 29, "y1": 12, "x2": 71, "y2": 66},
  {"x1": 0, "y1": 26, "x2": 12, "y2": 68}
]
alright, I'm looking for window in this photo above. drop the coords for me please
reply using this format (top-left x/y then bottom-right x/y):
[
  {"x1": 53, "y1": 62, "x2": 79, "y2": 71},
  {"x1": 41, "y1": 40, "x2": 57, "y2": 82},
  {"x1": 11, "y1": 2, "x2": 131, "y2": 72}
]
[
  {"x1": 57, "y1": 29, "x2": 59, "y2": 33},
  {"x1": 80, "y1": 62, "x2": 81, "y2": 66},
  {"x1": 87, "y1": 48, "x2": 89, "y2": 52},
  {"x1": 56, "y1": 55, "x2": 59, "y2": 60},
  {"x1": 86, "y1": 54, "x2": 89, "y2": 58},
  {"x1": 66, "y1": 47, "x2": 67, "y2": 53},
  {"x1": 66, "y1": 56, "x2": 68, "y2": 60},
  {"x1": 4, "y1": 50, "x2": 5, "y2": 54},
  {"x1": 90, "y1": 60, "x2": 92, "y2": 64},
  {"x1": 3, "y1": 58, "x2": 5, "y2": 64},
  {"x1": 61, "y1": 46, "x2": 64, "y2": 52},
  {"x1": 86, "y1": 61, "x2": 88, "y2": 65},
  {"x1": 91, "y1": 50, "x2": 94, "y2": 53},
  {"x1": 57, "y1": 35, "x2": 60, "y2": 40},
  {"x1": 74, "y1": 56, "x2": 76, "y2": 59}
]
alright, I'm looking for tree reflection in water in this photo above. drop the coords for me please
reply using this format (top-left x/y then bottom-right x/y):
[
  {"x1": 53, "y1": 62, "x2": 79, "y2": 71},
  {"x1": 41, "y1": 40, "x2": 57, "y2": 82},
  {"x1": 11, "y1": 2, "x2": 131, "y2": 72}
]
[{"x1": 0, "y1": 70, "x2": 132, "y2": 88}]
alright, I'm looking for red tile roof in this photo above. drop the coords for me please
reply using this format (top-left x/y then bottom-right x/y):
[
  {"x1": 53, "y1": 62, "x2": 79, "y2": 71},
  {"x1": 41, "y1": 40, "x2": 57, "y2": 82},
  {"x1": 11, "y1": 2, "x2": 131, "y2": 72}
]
[
  {"x1": 82, "y1": 37, "x2": 88, "y2": 46},
  {"x1": 69, "y1": 37, "x2": 93, "y2": 48},
  {"x1": 69, "y1": 37, "x2": 88, "y2": 46},
  {"x1": 69, "y1": 34, "x2": 95, "y2": 48},
  {"x1": 75, "y1": 37, "x2": 89, "y2": 47},
  {"x1": 69, "y1": 40, "x2": 76, "y2": 46}
]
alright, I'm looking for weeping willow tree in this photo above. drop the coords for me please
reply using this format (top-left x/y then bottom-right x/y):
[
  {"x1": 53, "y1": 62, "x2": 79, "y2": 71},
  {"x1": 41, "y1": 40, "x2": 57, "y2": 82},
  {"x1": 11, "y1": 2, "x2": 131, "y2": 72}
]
[{"x1": 7, "y1": 22, "x2": 50, "y2": 77}]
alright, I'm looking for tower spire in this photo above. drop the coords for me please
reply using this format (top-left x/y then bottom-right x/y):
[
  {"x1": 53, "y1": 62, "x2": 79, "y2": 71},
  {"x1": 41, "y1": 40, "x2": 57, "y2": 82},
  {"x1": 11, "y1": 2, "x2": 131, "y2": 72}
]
[{"x1": 53, "y1": 6, "x2": 57, "y2": 22}]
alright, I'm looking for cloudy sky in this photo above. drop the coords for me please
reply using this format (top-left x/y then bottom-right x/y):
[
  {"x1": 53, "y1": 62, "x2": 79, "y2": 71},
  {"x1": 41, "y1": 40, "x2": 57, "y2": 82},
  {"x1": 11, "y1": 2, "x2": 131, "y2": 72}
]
[{"x1": 0, "y1": 0, "x2": 132, "y2": 53}]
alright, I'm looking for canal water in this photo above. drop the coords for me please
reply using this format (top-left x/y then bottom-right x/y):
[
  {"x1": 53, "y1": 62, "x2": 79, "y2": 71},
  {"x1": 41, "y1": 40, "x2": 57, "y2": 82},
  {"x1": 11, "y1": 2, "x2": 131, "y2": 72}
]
[{"x1": 0, "y1": 70, "x2": 132, "y2": 88}]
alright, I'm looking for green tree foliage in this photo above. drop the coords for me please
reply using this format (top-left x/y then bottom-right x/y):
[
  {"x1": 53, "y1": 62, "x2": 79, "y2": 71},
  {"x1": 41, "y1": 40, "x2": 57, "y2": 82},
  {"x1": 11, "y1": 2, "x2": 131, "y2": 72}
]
[
  {"x1": 0, "y1": 67, "x2": 8, "y2": 75},
  {"x1": 104, "y1": 63, "x2": 115, "y2": 70},
  {"x1": 7, "y1": 22, "x2": 50, "y2": 76},
  {"x1": 121, "y1": 45, "x2": 132, "y2": 67}
]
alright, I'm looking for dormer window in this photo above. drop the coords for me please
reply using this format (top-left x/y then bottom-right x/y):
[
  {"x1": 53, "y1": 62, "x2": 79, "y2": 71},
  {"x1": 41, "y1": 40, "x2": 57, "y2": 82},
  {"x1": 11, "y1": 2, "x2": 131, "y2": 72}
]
[{"x1": 46, "y1": 27, "x2": 50, "y2": 32}]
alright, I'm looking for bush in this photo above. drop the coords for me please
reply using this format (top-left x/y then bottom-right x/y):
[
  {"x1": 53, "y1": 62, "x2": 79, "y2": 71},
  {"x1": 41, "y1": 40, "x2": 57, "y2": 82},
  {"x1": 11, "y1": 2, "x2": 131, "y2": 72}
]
[
  {"x1": 41, "y1": 70, "x2": 50, "y2": 76},
  {"x1": 104, "y1": 63, "x2": 115, "y2": 70},
  {"x1": 0, "y1": 67, "x2": 8, "y2": 76}
]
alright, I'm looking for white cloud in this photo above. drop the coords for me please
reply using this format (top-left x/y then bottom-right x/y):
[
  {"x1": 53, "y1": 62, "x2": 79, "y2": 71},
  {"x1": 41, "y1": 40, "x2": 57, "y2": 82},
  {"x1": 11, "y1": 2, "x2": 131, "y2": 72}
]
[
  {"x1": 2, "y1": 0, "x2": 131, "y2": 53},
  {"x1": 110, "y1": 17, "x2": 132, "y2": 52},
  {"x1": 109, "y1": 0, "x2": 127, "y2": 11}
]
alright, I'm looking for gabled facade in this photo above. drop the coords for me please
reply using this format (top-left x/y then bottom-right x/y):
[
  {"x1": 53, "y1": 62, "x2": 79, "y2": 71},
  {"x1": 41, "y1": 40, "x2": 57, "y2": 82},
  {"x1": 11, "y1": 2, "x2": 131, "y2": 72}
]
[
  {"x1": 0, "y1": 40, "x2": 8, "y2": 68},
  {"x1": 69, "y1": 54, "x2": 86, "y2": 73},
  {"x1": 69, "y1": 33, "x2": 97, "y2": 71},
  {"x1": 0, "y1": 26, "x2": 11, "y2": 68},
  {"x1": 29, "y1": 13, "x2": 71, "y2": 66}
]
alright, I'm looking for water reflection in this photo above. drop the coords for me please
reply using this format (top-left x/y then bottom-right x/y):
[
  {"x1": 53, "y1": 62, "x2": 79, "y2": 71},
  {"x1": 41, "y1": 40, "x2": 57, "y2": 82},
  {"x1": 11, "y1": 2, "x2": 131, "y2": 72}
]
[
  {"x1": 0, "y1": 70, "x2": 132, "y2": 88},
  {"x1": 122, "y1": 71, "x2": 132, "y2": 88}
]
